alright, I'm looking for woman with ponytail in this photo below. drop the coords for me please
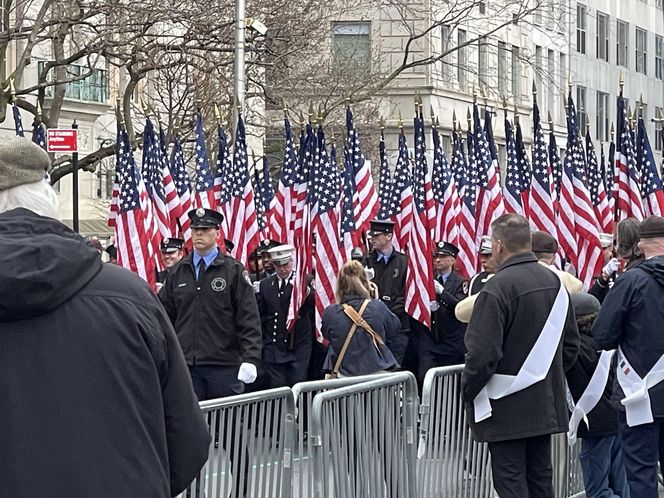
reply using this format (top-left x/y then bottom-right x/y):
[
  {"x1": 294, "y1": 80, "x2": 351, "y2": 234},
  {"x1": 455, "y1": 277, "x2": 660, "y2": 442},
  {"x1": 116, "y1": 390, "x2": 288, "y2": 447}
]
[{"x1": 321, "y1": 260, "x2": 400, "y2": 377}]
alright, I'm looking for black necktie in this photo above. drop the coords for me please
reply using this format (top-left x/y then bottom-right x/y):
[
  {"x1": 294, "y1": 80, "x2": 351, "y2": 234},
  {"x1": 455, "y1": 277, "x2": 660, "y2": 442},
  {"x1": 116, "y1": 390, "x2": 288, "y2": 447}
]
[{"x1": 197, "y1": 259, "x2": 207, "y2": 281}]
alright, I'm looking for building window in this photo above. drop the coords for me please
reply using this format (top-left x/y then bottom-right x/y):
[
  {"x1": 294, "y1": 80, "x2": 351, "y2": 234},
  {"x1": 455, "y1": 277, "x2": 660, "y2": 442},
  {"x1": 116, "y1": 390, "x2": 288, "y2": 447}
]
[
  {"x1": 617, "y1": 20, "x2": 629, "y2": 67},
  {"x1": 576, "y1": 86, "x2": 587, "y2": 130},
  {"x1": 498, "y1": 41, "x2": 508, "y2": 95},
  {"x1": 655, "y1": 107, "x2": 663, "y2": 151},
  {"x1": 440, "y1": 25, "x2": 452, "y2": 81},
  {"x1": 511, "y1": 45, "x2": 520, "y2": 101},
  {"x1": 535, "y1": 45, "x2": 543, "y2": 108},
  {"x1": 576, "y1": 4, "x2": 587, "y2": 54},
  {"x1": 332, "y1": 22, "x2": 371, "y2": 71},
  {"x1": 38, "y1": 61, "x2": 108, "y2": 104},
  {"x1": 547, "y1": 50, "x2": 555, "y2": 116},
  {"x1": 636, "y1": 28, "x2": 647, "y2": 75},
  {"x1": 596, "y1": 12, "x2": 609, "y2": 61},
  {"x1": 478, "y1": 1, "x2": 486, "y2": 14},
  {"x1": 559, "y1": 53, "x2": 567, "y2": 116},
  {"x1": 458, "y1": 29, "x2": 468, "y2": 90},
  {"x1": 656, "y1": 35, "x2": 663, "y2": 80},
  {"x1": 657, "y1": 0, "x2": 663, "y2": 10},
  {"x1": 596, "y1": 92, "x2": 609, "y2": 142},
  {"x1": 478, "y1": 37, "x2": 488, "y2": 87}
]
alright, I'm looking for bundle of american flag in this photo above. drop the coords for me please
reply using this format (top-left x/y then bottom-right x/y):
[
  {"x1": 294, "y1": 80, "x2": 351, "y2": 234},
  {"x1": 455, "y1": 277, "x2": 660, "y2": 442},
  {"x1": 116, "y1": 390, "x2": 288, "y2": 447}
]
[{"x1": 108, "y1": 95, "x2": 664, "y2": 331}]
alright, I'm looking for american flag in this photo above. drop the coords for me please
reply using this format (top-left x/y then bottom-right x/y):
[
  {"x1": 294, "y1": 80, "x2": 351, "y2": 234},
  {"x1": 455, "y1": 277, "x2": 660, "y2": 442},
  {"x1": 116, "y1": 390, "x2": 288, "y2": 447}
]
[
  {"x1": 312, "y1": 125, "x2": 343, "y2": 335},
  {"x1": 225, "y1": 114, "x2": 260, "y2": 265},
  {"x1": 114, "y1": 126, "x2": 158, "y2": 290},
  {"x1": 141, "y1": 118, "x2": 171, "y2": 240},
  {"x1": 255, "y1": 155, "x2": 276, "y2": 240},
  {"x1": 431, "y1": 123, "x2": 460, "y2": 246},
  {"x1": 549, "y1": 127, "x2": 563, "y2": 212},
  {"x1": 12, "y1": 103, "x2": 24, "y2": 137},
  {"x1": 340, "y1": 142, "x2": 358, "y2": 258},
  {"x1": 345, "y1": 107, "x2": 379, "y2": 241},
  {"x1": 472, "y1": 104, "x2": 504, "y2": 252},
  {"x1": 193, "y1": 113, "x2": 216, "y2": 210},
  {"x1": 405, "y1": 109, "x2": 435, "y2": 328},
  {"x1": 503, "y1": 115, "x2": 527, "y2": 215},
  {"x1": 454, "y1": 128, "x2": 476, "y2": 278},
  {"x1": 213, "y1": 125, "x2": 232, "y2": 239},
  {"x1": 287, "y1": 123, "x2": 314, "y2": 332},
  {"x1": 272, "y1": 115, "x2": 299, "y2": 245},
  {"x1": 376, "y1": 130, "x2": 394, "y2": 219},
  {"x1": 515, "y1": 120, "x2": 532, "y2": 216},
  {"x1": 169, "y1": 137, "x2": 193, "y2": 244},
  {"x1": 615, "y1": 93, "x2": 645, "y2": 221},
  {"x1": 636, "y1": 115, "x2": 664, "y2": 217},
  {"x1": 528, "y1": 100, "x2": 558, "y2": 238},
  {"x1": 391, "y1": 130, "x2": 414, "y2": 252},
  {"x1": 108, "y1": 124, "x2": 123, "y2": 229},
  {"x1": 32, "y1": 120, "x2": 47, "y2": 150},
  {"x1": 585, "y1": 131, "x2": 613, "y2": 232},
  {"x1": 157, "y1": 126, "x2": 183, "y2": 239},
  {"x1": 560, "y1": 93, "x2": 604, "y2": 290},
  {"x1": 484, "y1": 107, "x2": 502, "y2": 184}
]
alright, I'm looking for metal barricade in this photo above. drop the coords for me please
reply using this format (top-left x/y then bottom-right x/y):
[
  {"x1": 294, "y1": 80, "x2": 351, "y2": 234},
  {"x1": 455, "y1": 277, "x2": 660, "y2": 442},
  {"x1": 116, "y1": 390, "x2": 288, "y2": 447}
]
[
  {"x1": 182, "y1": 387, "x2": 295, "y2": 498},
  {"x1": 417, "y1": 365, "x2": 587, "y2": 498},
  {"x1": 417, "y1": 365, "x2": 494, "y2": 498},
  {"x1": 291, "y1": 373, "x2": 398, "y2": 498},
  {"x1": 309, "y1": 371, "x2": 419, "y2": 498}
]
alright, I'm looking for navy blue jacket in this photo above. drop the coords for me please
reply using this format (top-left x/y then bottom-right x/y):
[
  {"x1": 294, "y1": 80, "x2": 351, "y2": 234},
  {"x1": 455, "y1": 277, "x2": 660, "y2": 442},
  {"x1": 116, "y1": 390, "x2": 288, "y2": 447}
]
[
  {"x1": 321, "y1": 296, "x2": 400, "y2": 376},
  {"x1": 256, "y1": 273, "x2": 313, "y2": 363},
  {"x1": 0, "y1": 209, "x2": 210, "y2": 498},
  {"x1": 592, "y1": 256, "x2": 664, "y2": 418}
]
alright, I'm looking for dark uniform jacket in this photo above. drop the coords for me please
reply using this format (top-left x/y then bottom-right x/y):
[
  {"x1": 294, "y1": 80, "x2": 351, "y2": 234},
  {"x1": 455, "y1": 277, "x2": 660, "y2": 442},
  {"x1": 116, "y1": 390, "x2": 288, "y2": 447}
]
[
  {"x1": 462, "y1": 252, "x2": 580, "y2": 442},
  {"x1": 321, "y1": 296, "x2": 400, "y2": 376},
  {"x1": 469, "y1": 270, "x2": 492, "y2": 296},
  {"x1": 159, "y1": 249, "x2": 262, "y2": 367},
  {"x1": 256, "y1": 273, "x2": 313, "y2": 363},
  {"x1": 0, "y1": 209, "x2": 210, "y2": 498},
  {"x1": 588, "y1": 257, "x2": 643, "y2": 303},
  {"x1": 415, "y1": 270, "x2": 468, "y2": 359},
  {"x1": 592, "y1": 256, "x2": 664, "y2": 418},
  {"x1": 566, "y1": 332, "x2": 619, "y2": 438},
  {"x1": 367, "y1": 248, "x2": 410, "y2": 361}
]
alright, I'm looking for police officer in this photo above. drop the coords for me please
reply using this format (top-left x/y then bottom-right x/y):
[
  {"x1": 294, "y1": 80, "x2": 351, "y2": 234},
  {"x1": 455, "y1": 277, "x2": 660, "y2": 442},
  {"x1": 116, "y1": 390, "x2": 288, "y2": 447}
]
[
  {"x1": 159, "y1": 207, "x2": 262, "y2": 400},
  {"x1": 157, "y1": 237, "x2": 184, "y2": 287},
  {"x1": 416, "y1": 241, "x2": 468, "y2": 381},
  {"x1": 255, "y1": 244, "x2": 313, "y2": 388},
  {"x1": 366, "y1": 219, "x2": 411, "y2": 367}
]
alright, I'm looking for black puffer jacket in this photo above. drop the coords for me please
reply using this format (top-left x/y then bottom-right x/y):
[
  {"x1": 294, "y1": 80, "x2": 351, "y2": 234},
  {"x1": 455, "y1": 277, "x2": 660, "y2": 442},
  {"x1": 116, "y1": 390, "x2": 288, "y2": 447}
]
[{"x1": 0, "y1": 208, "x2": 210, "y2": 498}]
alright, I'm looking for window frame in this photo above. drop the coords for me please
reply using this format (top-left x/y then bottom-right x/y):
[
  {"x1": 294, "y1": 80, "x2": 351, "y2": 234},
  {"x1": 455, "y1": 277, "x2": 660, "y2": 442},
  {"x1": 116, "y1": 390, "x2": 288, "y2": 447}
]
[
  {"x1": 596, "y1": 91, "x2": 609, "y2": 142},
  {"x1": 635, "y1": 27, "x2": 647, "y2": 75},
  {"x1": 616, "y1": 20, "x2": 629, "y2": 67},
  {"x1": 576, "y1": 4, "x2": 587, "y2": 54},
  {"x1": 596, "y1": 11, "x2": 609, "y2": 62}
]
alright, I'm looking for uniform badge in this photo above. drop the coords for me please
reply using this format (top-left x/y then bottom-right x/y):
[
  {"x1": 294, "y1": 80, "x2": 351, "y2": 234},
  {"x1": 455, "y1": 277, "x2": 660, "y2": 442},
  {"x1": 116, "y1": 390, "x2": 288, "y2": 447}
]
[
  {"x1": 242, "y1": 270, "x2": 252, "y2": 285},
  {"x1": 462, "y1": 281, "x2": 469, "y2": 295},
  {"x1": 393, "y1": 268, "x2": 399, "y2": 278},
  {"x1": 163, "y1": 237, "x2": 170, "y2": 244},
  {"x1": 196, "y1": 207, "x2": 205, "y2": 217},
  {"x1": 211, "y1": 277, "x2": 226, "y2": 292}
]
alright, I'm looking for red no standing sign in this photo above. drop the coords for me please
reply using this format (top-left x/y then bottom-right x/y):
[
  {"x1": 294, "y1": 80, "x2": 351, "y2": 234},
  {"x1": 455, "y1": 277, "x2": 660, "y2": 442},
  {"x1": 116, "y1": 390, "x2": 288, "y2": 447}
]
[{"x1": 47, "y1": 128, "x2": 78, "y2": 153}]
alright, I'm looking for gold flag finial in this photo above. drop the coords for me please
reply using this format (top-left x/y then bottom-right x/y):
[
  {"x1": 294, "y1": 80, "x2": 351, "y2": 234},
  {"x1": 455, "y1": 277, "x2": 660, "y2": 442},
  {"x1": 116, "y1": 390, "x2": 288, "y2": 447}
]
[
  {"x1": 452, "y1": 110, "x2": 457, "y2": 131},
  {"x1": 398, "y1": 110, "x2": 404, "y2": 129},
  {"x1": 214, "y1": 103, "x2": 222, "y2": 123},
  {"x1": 619, "y1": 71, "x2": 625, "y2": 91},
  {"x1": 379, "y1": 117, "x2": 385, "y2": 131},
  {"x1": 472, "y1": 81, "x2": 477, "y2": 103},
  {"x1": 466, "y1": 107, "x2": 472, "y2": 129},
  {"x1": 610, "y1": 122, "x2": 615, "y2": 141}
]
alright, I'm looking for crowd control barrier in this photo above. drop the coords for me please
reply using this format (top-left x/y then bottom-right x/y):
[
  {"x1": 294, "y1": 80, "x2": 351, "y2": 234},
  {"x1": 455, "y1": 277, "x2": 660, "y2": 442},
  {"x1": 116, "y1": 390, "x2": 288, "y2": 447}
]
[
  {"x1": 309, "y1": 371, "x2": 419, "y2": 498},
  {"x1": 182, "y1": 387, "x2": 295, "y2": 498},
  {"x1": 291, "y1": 373, "x2": 397, "y2": 497},
  {"x1": 417, "y1": 365, "x2": 586, "y2": 498}
]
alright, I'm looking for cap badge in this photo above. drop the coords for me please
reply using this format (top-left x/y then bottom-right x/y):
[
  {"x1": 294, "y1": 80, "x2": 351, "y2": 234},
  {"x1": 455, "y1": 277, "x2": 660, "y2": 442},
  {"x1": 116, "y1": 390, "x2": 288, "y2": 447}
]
[
  {"x1": 163, "y1": 238, "x2": 170, "y2": 245},
  {"x1": 196, "y1": 208, "x2": 205, "y2": 217}
]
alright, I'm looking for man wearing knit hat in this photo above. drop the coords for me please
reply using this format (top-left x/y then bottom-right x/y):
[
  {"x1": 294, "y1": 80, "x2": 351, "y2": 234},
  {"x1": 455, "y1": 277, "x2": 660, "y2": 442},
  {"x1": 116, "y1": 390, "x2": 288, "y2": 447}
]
[
  {"x1": 593, "y1": 215, "x2": 664, "y2": 498},
  {"x1": 0, "y1": 138, "x2": 210, "y2": 497}
]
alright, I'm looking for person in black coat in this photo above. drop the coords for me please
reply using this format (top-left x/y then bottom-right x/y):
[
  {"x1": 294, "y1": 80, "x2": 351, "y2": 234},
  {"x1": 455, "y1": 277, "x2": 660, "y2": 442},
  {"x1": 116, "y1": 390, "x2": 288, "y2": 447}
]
[
  {"x1": 321, "y1": 261, "x2": 400, "y2": 376},
  {"x1": 462, "y1": 214, "x2": 580, "y2": 498},
  {"x1": 415, "y1": 241, "x2": 468, "y2": 382},
  {"x1": 592, "y1": 216, "x2": 664, "y2": 498},
  {"x1": 366, "y1": 219, "x2": 411, "y2": 367},
  {"x1": 566, "y1": 293, "x2": 629, "y2": 498},
  {"x1": 159, "y1": 208, "x2": 262, "y2": 400},
  {"x1": 255, "y1": 244, "x2": 313, "y2": 388},
  {"x1": 0, "y1": 137, "x2": 209, "y2": 498}
]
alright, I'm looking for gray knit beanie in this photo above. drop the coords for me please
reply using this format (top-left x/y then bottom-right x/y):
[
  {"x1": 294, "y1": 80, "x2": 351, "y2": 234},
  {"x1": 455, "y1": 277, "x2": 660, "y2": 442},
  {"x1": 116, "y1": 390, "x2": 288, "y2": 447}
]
[{"x1": 0, "y1": 137, "x2": 51, "y2": 191}]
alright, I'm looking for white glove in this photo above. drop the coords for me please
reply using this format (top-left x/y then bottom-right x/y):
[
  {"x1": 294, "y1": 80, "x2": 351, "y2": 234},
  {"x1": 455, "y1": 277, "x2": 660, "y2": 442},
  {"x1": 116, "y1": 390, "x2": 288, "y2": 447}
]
[
  {"x1": 237, "y1": 363, "x2": 258, "y2": 384},
  {"x1": 364, "y1": 266, "x2": 375, "y2": 281},
  {"x1": 602, "y1": 257, "x2": 620, "y2": 278},
  {"x1": 155, "y1": 282, "x2": 164, "y2": 292},
  {"x1": 434, "y1": 280, "x2": 444, "y2": 295},
  {"x1": 252, "y1": 281, "x2": 261, "y2": 294},
  {"x1": 430, "y1": 300, "x2": 440, "y2": 312}
]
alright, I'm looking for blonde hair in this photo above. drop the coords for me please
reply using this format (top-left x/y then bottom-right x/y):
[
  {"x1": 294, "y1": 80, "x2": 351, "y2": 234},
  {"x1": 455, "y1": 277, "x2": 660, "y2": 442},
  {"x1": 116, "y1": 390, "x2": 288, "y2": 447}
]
[{"x1": 336, "y1": 260, "x2": 371, "y2": 302}]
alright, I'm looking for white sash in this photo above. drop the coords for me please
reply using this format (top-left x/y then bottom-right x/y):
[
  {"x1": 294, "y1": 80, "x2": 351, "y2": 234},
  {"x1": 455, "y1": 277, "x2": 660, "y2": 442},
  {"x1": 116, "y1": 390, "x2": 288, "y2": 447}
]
[
  {"x1": 617, "y1": 347, "x2": 664, "y2": 427},
  {"x1": 473, "y1": 278, "x2": 569, "y2": 423},
  {"x1": 567, "y1": 350, "x2": 615, "y2": 446}
]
